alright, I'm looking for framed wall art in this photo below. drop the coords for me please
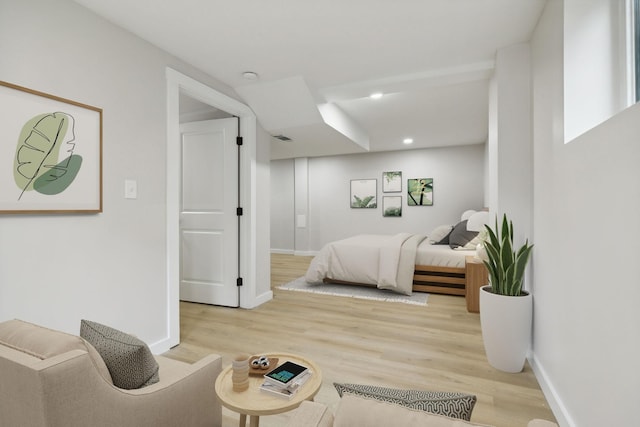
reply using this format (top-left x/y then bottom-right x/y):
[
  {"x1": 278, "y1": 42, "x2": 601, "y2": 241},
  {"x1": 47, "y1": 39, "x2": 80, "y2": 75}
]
[
  {"x1": 0, "y1": 81, "x2": 102, "y2": 213},
  {"x1": 382, "y1": 171, "x2": 402, "y2": 192},
  {"x1": 407, "y1": 178, "x2": 433, "y2": 206},
  {"x1": 350, "y1": 179, "x2": 377, "y2": 208},
  {"x1": 383, "y1": 196, "x2": 402, "y2": 217}
]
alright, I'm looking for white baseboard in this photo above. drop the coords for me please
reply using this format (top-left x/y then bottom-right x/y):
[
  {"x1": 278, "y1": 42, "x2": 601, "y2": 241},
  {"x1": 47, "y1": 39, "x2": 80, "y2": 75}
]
[
  {"x1": 150, "y1": 336, "x2": 173, "y2": 355},
  {"x1": 245, "y1": 290, "x2": 273, "y2": 308},
  {"x1": 293, "y1": 250, "x2": 318, "y2": 256},
  {"x1": 528, "y1": 353, "x2": 575, "y2": 427},
  {"x1": 270, "y1": 248, "x2": 294, "y2": 255},
  {"x1": 270, "y1": 248, "x2": 318, "y2": 257}
]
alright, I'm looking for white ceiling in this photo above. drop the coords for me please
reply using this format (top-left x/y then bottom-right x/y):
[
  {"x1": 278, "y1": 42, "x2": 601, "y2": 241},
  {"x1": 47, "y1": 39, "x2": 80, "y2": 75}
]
[{"x1": 73, "y1": 0, "x2": 547, "y2": 159}]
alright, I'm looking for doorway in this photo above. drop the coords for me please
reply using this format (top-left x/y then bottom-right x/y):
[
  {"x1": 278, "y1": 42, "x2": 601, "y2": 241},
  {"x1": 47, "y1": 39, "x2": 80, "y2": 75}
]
[{"x1": 166, "y1": 68, "x2": 258, "y2": 349}]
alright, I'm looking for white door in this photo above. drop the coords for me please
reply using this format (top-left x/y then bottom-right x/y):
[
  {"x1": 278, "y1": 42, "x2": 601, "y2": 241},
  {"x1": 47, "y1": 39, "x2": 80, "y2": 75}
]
[{"x1": 179, "y1": 118, "x2": 239, "y2": 307}]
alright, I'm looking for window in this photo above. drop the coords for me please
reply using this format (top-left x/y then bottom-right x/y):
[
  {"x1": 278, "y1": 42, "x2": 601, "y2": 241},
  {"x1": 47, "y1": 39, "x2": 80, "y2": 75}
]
[{"x1": 564, "y1": 0, "x2": 639, "y2": 142}]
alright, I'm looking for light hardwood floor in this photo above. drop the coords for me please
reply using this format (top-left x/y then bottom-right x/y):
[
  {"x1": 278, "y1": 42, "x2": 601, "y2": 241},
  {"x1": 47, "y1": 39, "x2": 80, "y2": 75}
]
[{"x1": 164, "y1": 253, "x2": 556, "y2": 427}]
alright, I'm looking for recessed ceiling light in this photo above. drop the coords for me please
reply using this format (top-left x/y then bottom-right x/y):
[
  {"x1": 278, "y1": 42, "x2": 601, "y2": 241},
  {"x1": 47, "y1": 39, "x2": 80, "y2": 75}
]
[
  {"x1": 242, "y1": 71, "x2": 259, "y2": 81},
  {"x1": 369, "y1": 92, "x2": 383, "y2": 99},
  {"x1": 403, "y1": 138, "x2": 414, "y2": 144}
]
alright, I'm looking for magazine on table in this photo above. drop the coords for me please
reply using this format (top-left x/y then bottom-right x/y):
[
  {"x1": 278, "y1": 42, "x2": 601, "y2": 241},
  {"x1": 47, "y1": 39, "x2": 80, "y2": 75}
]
[
  {"x1": 259, "y1": 362, "x2": 313, "y2": 399},
  {"x1": 262, "y1": 360, "x2": 310, "y2": 390},
  {"x1": 259, "y1": 381, "x2": 297, "y2": 399}
]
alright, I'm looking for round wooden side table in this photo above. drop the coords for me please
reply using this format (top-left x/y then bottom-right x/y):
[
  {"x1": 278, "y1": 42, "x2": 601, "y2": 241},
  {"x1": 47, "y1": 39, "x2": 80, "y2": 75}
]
[{"x1": 214, "y1": 352, "x2": 322, "y2": 427}]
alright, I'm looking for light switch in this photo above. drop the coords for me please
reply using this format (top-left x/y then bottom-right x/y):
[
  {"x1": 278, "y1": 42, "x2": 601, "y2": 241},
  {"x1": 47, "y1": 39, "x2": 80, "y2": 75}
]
[
  {"x1": 296, "y1": 214, "x2": 306, "y2": 228},
  {"x1": 124, "y1": 179, "x2": 137, "y2": 199}
]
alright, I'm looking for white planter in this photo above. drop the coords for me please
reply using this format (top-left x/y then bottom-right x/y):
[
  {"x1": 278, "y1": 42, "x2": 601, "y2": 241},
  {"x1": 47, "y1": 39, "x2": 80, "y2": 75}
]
[{"x1": 479, "y1": 285, "x2": 532, "y2": 373}]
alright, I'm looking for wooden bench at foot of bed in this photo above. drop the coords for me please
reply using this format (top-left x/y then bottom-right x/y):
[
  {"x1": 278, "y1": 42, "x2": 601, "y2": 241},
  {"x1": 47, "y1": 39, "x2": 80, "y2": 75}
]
[
  {"x1": 324, "y1": 264, "x2": 467, "y2": 297},
  {"x1": 413, "y1": 265, "x2": 466, "y2": 296},
  {"x1": 323, "y1": 257, "x2": 487, "y2": 312}
]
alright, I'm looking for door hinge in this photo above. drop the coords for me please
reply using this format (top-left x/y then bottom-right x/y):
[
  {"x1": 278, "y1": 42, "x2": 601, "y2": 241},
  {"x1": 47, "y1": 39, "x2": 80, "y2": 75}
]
[
  {"x1": 237, "y1": 277, "x2": 243, "y2": 287},
  {"x1": 236, "y1": 136, "x2": 243, "y2": 146},
  {"x1": 236, "y1": 207, "x2": 243, "y2": 216}
]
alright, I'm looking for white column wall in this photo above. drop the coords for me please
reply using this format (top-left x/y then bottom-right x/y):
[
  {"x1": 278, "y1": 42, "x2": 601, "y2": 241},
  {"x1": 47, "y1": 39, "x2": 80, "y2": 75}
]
[
  {"x1": 487, "y1": 43, "x2": 534, "y2": 250},
  {"x1": 270, "y1": 159, "x2": 295, "y2": 253},
  {"x1": 294, "y1": 158, "x2": 310, "y2": 254},
  {"x1": 253, "y1": 124, "x2": 273, "y2": 304}
]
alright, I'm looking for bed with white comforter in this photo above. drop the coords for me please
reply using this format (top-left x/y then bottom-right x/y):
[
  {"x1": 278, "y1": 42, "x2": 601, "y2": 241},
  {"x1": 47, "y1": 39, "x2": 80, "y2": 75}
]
[
  {"x1": 305, "y1": 232, "x2": 473, "y2": 295},
  {"x1": 305, "y1": 212, "x2": 487, "y2": 297}
]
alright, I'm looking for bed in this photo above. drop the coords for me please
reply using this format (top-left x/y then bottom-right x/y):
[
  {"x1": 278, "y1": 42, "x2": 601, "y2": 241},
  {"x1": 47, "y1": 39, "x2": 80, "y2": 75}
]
[{"x1": 304, "y1": 220, "x2": 482, "y2": 297}]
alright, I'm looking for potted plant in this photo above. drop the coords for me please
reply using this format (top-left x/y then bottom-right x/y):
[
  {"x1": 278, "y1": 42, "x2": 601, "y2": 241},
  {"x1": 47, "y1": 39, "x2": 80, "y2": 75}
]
[{"x1": 479, "y1": 214, "x2": 534, "y2": 373}]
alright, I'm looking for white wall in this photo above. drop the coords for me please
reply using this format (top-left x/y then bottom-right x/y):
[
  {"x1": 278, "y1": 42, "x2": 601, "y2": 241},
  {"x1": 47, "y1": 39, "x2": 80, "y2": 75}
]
[
  {"x1": 530, "y1": 1, "x2": 640, "y2": 425},
  {"x1": 0, "y1": 0, "x2": 268, "y2": 347},
  {"x1": 270, "y1": 160, "x2": 295, "y2": 252},
  {"x1": 270, "y1": 145, "x2": 486, "y2": 253},
  {"x1": 488, "y1": 42, "x2": 534, "y2": 260},
  {"x1": 294, "y1": 158, "x2": 310, "y2": 253},
  {"x1": 254, "y1": 126, "x2": 272, "y2": 302}
]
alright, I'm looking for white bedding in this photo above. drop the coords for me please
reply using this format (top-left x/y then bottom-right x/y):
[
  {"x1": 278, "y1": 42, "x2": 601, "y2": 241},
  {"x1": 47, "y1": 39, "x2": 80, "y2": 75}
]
[
  {"x1": 305, "y1": 234, "x2": 476, "y2": 295},
  {"x1": 305, "y1": 233, "x2": 426, "y2": 295},
  {"x1": 415, "y1": 240, "x2": 474, "y2": 268}
]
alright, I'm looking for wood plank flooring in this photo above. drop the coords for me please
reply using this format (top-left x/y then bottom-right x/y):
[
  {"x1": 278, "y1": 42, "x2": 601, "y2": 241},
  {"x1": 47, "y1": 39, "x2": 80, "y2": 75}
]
[{"x1": 164, "y1": 253, "x2": 556, "y2": 427}]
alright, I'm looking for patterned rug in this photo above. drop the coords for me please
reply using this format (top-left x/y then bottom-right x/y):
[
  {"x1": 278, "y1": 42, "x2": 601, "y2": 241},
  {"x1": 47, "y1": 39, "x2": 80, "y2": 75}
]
[{"x1": 277, "y1": 277, "x2": 428, "y2": 306}]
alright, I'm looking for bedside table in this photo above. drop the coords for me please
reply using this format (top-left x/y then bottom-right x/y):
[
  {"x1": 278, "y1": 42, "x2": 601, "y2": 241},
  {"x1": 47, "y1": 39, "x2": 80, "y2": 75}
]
[{"x1": 465, "y1": 256, "x2": 488, "y2": 313}]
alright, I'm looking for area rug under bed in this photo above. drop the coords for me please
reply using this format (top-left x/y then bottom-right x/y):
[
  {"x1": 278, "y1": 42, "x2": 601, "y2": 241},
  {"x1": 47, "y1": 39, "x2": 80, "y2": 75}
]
[{"x1": 277, "y1": 277, "x2": 428, "y2": 306}]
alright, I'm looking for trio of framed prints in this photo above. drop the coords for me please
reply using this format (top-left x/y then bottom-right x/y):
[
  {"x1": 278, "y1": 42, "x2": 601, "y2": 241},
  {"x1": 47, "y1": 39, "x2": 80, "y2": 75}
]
[{"x1": 350, "y1": 171, "x2": 433, "y2": 217}]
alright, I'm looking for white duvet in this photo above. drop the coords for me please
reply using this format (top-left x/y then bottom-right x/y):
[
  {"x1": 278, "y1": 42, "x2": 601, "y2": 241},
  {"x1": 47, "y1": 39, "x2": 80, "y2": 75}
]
[{"x1": 304, "y1": 233, "x2": 426, "y2": 295}]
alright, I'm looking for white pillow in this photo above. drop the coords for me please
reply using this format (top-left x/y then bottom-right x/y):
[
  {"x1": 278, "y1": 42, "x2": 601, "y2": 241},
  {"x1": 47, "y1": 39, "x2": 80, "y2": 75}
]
[
  {"x1": 334, "y1": 394, "x2": 485, "y2": 427},
  {"x1": 462, "y1": 234, "x2": 483, "y2": 250},
  {"x1": 460, "y1": 210, "x2": 476, "y2": 221},
  {"x1": 428, "y1": 225, "x2": 453, "y2": 243}
]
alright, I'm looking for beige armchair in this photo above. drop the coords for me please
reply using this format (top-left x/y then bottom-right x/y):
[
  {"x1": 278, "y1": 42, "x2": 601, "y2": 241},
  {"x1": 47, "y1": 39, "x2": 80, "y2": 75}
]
[{"x1": 0, "y1": 319, "x2": 222, "y2": 427}]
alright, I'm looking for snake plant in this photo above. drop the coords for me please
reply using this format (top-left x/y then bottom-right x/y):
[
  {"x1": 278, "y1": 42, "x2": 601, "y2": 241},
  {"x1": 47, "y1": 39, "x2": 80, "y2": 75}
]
[{"x1": 482, "y1": 214, "x2": 534, "y2": 296}]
